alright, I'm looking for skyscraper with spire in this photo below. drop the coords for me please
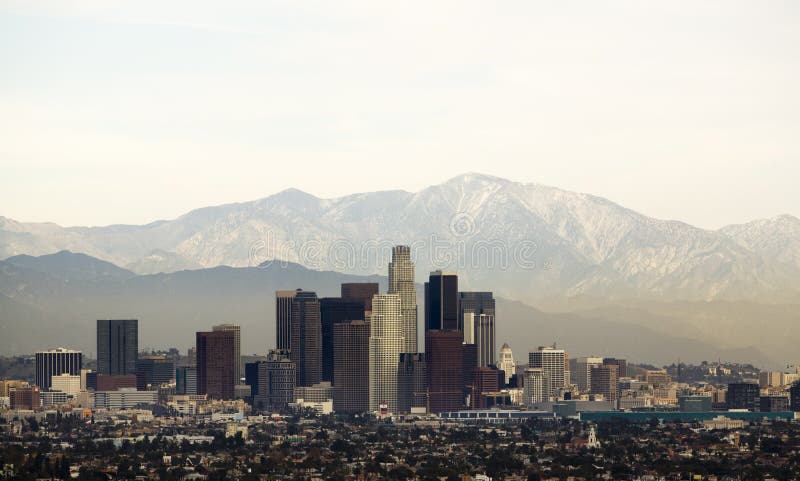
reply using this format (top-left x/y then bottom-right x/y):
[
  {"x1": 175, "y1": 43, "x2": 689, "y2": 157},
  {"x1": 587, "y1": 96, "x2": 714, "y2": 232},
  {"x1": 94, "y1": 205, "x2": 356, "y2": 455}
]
[{"x1": 388, "y1": 245, "x2": 417, "y2": 353}]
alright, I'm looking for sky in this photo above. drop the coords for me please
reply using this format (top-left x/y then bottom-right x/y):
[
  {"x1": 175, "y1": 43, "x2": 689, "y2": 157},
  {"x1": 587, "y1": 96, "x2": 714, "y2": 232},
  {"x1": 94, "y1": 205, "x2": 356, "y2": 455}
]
[{"x1": 1, "y1": 1, "x2": 798, "y2": 229}]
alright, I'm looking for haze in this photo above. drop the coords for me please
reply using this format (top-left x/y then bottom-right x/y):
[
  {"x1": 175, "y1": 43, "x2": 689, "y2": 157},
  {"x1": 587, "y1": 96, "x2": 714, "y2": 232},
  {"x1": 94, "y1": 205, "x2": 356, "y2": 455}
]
[{"x1": 1, "y1": 1, "x2": 798, "y2": 228}]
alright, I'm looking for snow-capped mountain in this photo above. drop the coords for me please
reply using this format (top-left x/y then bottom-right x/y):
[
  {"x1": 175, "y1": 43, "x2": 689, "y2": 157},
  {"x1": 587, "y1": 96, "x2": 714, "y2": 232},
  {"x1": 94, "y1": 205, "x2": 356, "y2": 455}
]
[{"x1": 1, "y1": 173, "x2": 798, "y2": 303}]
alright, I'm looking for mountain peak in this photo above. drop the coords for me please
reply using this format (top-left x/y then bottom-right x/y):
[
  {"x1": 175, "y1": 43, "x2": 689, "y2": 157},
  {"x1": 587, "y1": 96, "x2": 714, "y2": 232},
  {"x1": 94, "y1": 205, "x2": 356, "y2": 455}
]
[{"x1": 442, "y1": 172, "x2": 512, "y2": 187}]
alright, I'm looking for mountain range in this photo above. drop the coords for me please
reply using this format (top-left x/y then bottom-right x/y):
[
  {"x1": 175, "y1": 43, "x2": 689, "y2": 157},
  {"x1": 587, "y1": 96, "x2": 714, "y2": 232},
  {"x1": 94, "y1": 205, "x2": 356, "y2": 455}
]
[
  {"x1": 2, "y1": 173, "x2": 798, "y2": 305},
  {"x1": 1, "y1": 173, "x2": 798, "y2": 367}
]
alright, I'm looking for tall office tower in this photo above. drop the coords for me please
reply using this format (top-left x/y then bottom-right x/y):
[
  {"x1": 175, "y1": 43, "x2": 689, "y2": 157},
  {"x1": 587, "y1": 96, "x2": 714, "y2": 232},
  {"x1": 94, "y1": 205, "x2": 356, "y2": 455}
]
[
  {"x1": 424, "y1": 271, "x2": 459, "y2": 331},
  {"x1": 575, "y1": 357, "x2": 604, "y2": 392},
  {"x1": 727, "y1": 382, "x2": 760, "y2": 411},
  {"x1": 603, "y1": 358, "x2": 627, "y2": 378},
  {"x1": 528, "y1": 345, "x2": 567, "y2": 401},
  {"x1": 425, "y1": 330, "x2": 464, "y2": 413},
  {"x1": 196, "y1": 330, "x2": 236, "y2": 400},
  {"x1": 369, "y1": 294, "x2": 405, "y2": 413},
  {"x1": 497, "y1": 343, "x2": 516, "y2": 386},
  {"x1": 458, "y1": 292, "x2": 496, "y2": 361},
  {"x1": 276, "y1": 290, "x2": 300, "y2": 351},
  {"x1": 590, "y1": 364, "x2": 618, "y2": 401},
  {"x1": 320, "y1": 298, "x2": 365, "y2": 383},
  {"x1": 333, "y1": 320, "x2": 370, "y2": 413},
  {"x1": 252, "y1": 349, "x2": 296, "y2": 412},
  {"x1": 213, "y1": 324, "x2": 241, "y2": 383},
  {"x1": 523, "y1": 368, "x2": 548, "y2": 406},
  {"x1": 397, "y1": 353, "x2": 426, "y2": 413},
  {"x1": 35, "y1": 348, "x2": 82, "y2": 391},
  {"x1": 175, "y1": 366, "x2": 197, "y2": 395},
  {"x1": 97, "y1": 319, "x2": 138, "y2": 375},
  {"x1": 290, "y1": 291, "x2": 322, "y2": 387},
  {"x1": 135, "y1": 356, "x2": 176, "y2": 391},
  {"x1": 341, "y1": 282, "x2": 379, "y2": 320},
  {"x1": 474, "y1": 314, "x2": 495, "y2": 368},
  {"x1": 389, "y1": 246, "x2": 418, "y2": 353}
]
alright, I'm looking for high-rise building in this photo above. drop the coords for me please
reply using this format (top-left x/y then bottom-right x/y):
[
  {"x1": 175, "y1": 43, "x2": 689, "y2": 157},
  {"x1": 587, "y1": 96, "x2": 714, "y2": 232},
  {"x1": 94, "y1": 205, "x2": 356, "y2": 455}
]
[
  {"x1": 320, "y1": 298, "x2": 365, "y2": 383},
  {"x1": 425, "y1": 329, "x2": 463, "y2": 413},
  {"x1": 50, "y1": 374, "x2": 81, "y2": 396},
  {"x1": 389, "y1": 245, "x2": 418, "y2": 353},
  {"x1": 333, "y1": 320, "x2": 370, "y2": 413},
  {"x1": 290, "y1": 291, "x2": 322, "y2": 387},
  {"x1": 213, "y1": 324, "x2": 241, "y2": 383},
  {"x1": 35, "y1": 348, "x2": 82, "y2": 391},
  {"x1": 523, "y1": 368, "x2": 548, "y2": 406},
  {"x1": 590, "y1": 364, "x2": 618, "y2": 401},
  {"x1": 459, "y1": 292, "x2": 496, "y2": 364},
  {"x1": 497, "y1": 343, "x2": 515, "y2": 386},
  {"x1": 529, "y1": 345, "x2": 567, "y2": 401},
  {"x1": 424, "y1": 271, "x2": 459, "y2": 331},
  {"x1": 575, "y1": 357, "x2": 604, "y2": 392},
  {"x1": 97, "y1": 319, "x2": 138, "y2": 376},
  {"x1": 276, "y1": 290, "x2": 299, "y2": 351},
  {"x1": 341, "y1": 283, "x2": 379, "y2": 319},
  {"x1": 175, "y1": 366, "x2": 197, "y2": 395},
  {"x1": 397, "y1": 353, "x2": 426, "y2": 413},
  {"x1": 369, "y1": 294, "x2": 405, "y2": 413},
  {"x1": 603, "y1": 358, "x2": 627, "y2": 378},
  {"x1": 474, "y1": 314, "x2": 495, "y2": 368},
  {"x1": 727, "y1": 383, "x2": 760, "y2": 411},
  {"x1": 135, "y1": 356, "x2": 175, "y2": 391},
  {"x1": 253, "y1": 349, "x2": 296, "y2": 412},
  {"x1": 196, "y1": 330, "x2": 236, "y2": 400}
]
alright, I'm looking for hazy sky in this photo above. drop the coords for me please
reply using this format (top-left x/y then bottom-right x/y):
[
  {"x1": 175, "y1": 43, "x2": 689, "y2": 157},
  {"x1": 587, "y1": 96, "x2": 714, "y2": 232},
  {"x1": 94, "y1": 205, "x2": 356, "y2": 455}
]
[{"x1": 1, "y1": 1, "x2": 798, "y2": 229}]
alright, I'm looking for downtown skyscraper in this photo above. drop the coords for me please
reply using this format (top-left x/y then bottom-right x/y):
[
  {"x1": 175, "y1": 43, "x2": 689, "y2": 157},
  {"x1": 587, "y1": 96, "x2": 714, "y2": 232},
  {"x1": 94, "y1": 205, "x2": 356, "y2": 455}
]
[
  {"x1": 529, "y1": 345, "x2": 567, "y2": 401},
  {"x1": 35, "y1": 348, "x2": 82, "y2": 391},
  {"x1": 424, "y1": 271, "x2": 463, "y2": 413},
  {"x1": 369, "y1": 293, "x2": 404, "y2": 413},
  {"x1": 212, "y1": 324, "x2": 241, "y2": 383},
  {"x1": 459, "y1": 291, "x2": 496, "y2": 367},
  {"x1": 196, "y1": 330, "x2": 236, "y2": 400},
  {"x1": 276, "y1": 290, "x2": 299, "y2": 351},
  {"x1": 388, "y1": 245, "x2": 418, "y2": 353},
  {"x1": 424, "y1": 271, "x2": 459, "y2": 331},
  {"x1": 290, "y1": 290, "x2": 322, "y2": 387},
  {"x1": 334, "y1": 320, "x2": 370, "y2": 413},
  {"x1": 97, "y1": 319, "x2": 138, "y2": 376}
]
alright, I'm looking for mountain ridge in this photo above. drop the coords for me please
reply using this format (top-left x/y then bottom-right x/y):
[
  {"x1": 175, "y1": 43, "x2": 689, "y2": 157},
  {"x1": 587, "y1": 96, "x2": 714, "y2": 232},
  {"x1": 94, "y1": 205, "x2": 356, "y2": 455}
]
[{"x1": 1, "y1": 173, "x2": 798, "y2": 303}]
